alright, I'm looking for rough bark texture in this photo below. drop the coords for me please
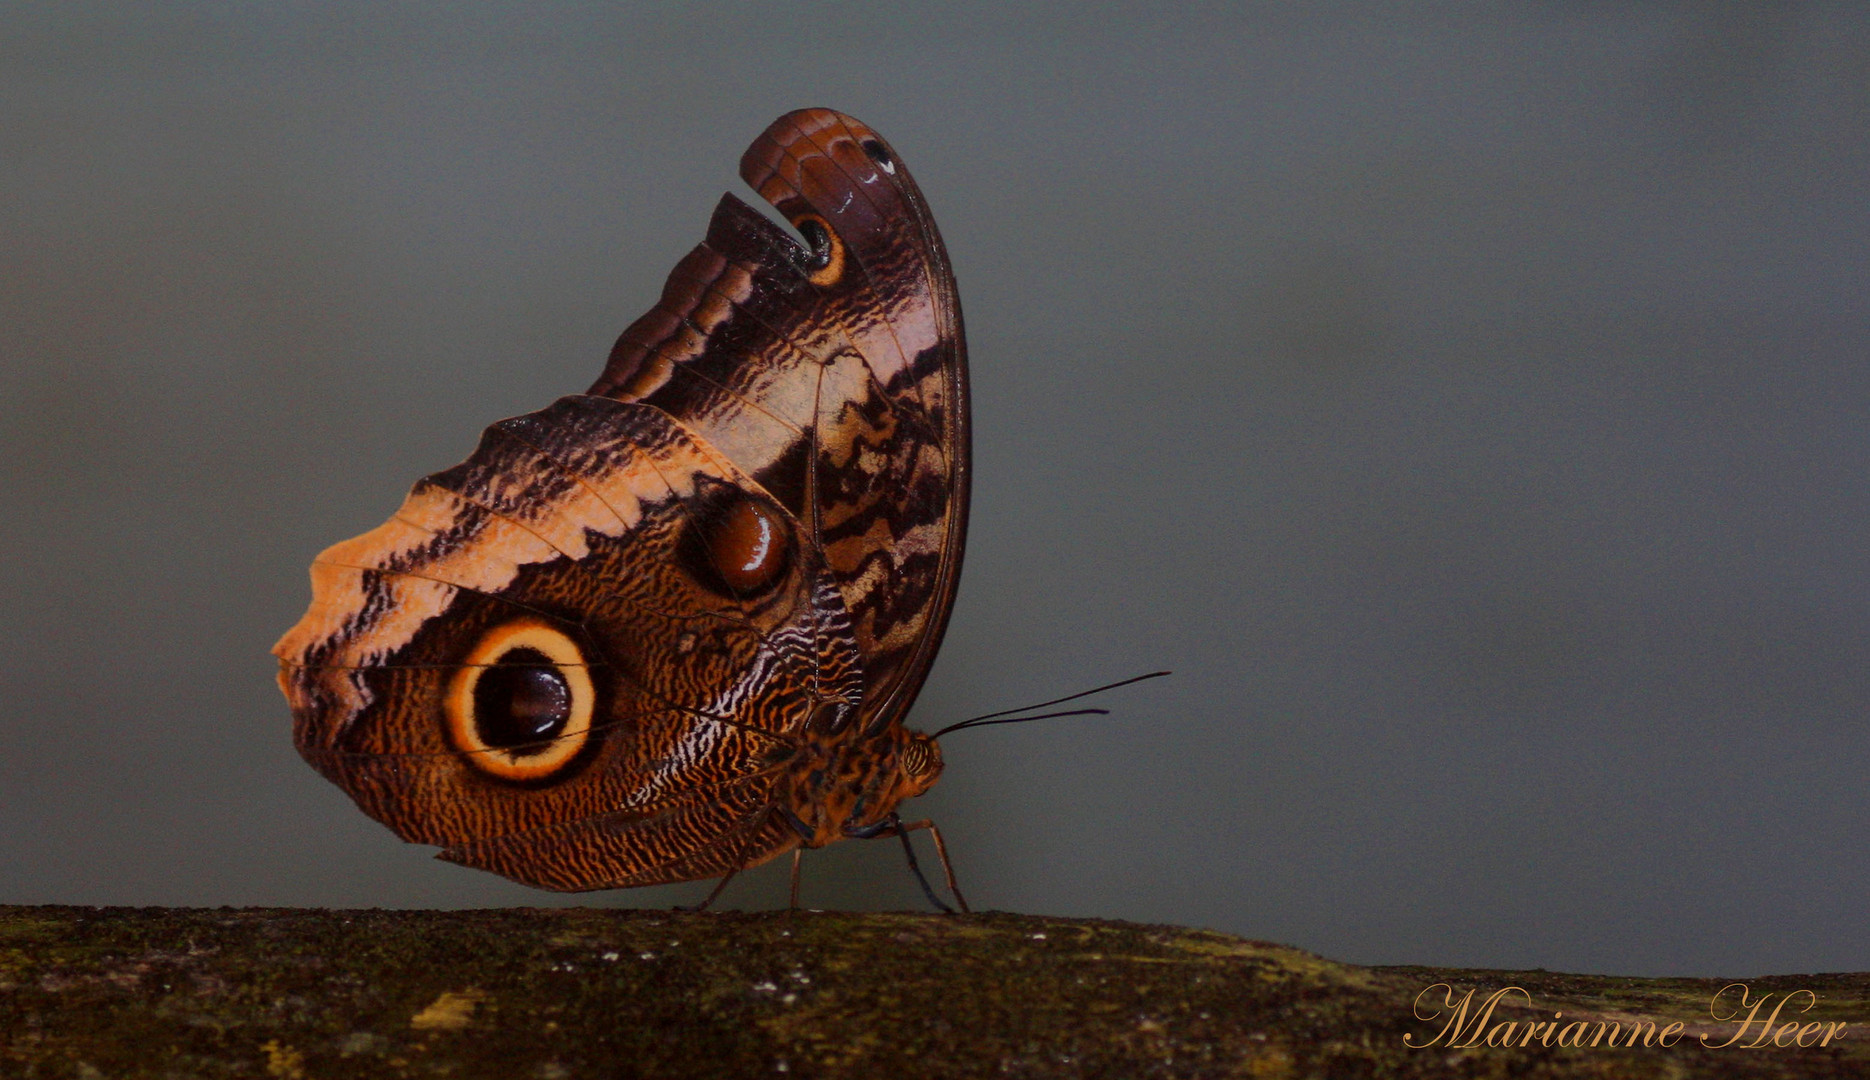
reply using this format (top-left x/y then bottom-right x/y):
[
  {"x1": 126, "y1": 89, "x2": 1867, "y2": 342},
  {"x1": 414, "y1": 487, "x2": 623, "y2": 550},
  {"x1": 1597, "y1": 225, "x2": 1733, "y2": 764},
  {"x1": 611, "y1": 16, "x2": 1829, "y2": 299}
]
[{"x1": 0, "y1": 905, "x2": 1861, "y2": 1078}]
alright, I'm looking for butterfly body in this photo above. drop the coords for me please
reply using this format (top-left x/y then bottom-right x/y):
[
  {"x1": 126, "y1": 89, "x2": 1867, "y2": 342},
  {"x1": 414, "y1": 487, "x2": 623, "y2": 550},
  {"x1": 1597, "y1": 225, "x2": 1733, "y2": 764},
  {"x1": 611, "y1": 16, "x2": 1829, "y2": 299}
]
[
  {"x1": 781, "y1": 725, "x2": 943, "y2": 851},
  {"x1": 275, "y1": 110, "x2": 967, "y2": 896}
]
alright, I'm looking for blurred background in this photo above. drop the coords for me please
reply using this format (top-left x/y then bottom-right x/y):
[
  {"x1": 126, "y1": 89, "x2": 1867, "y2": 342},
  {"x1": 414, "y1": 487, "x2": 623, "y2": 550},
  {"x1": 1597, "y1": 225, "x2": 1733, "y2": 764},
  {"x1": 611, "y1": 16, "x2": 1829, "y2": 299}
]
[{"x1": 3, "y1": 5, "x2": 1865, "y2": 978}]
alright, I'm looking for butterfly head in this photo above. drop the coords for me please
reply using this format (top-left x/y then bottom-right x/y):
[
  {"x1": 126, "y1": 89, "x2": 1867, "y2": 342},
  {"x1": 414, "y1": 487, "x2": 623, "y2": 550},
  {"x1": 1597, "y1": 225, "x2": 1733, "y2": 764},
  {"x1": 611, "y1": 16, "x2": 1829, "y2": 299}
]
[
  {"x1": 895, "y1": 730, "x2": 944, "y2": 800},
  {"x1": 848, "y1": 729, "x2": 945, "y2": 832}
]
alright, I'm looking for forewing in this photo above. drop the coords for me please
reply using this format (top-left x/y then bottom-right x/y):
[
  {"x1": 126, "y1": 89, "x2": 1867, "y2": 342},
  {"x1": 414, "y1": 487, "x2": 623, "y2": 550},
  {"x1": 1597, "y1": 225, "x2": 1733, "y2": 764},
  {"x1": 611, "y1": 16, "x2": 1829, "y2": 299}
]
[{"x1": 591, "y1": 108, "x2": 969, "y2": 735}]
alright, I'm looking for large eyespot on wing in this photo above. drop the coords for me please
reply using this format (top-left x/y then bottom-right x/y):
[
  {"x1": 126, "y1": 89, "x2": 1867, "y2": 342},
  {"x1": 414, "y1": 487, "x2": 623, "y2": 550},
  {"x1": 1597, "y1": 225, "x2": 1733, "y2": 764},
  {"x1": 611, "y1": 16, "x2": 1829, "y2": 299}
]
[
  {"x1": 274, "y1": 396, "x2": 866, "y2": 883},
  {"x1": 587, "y1": 109, "x2": 970, "y2": 738},
  {"x1": 444, "y1": 618, "x2": 594, "y2": 782}
]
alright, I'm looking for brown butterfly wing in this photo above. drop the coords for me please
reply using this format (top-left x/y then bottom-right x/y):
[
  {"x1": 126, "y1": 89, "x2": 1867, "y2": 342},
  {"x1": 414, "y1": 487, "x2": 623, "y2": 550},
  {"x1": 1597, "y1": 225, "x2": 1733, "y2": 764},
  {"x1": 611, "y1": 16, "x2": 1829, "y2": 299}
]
[
  {"x1": 274, "y1": 110, "x2": 967, "y2": 891},
  {"x1": 593, "y1": 109, "x2": 969, "y2": 737},
  {"x1": 277, "y1": 396, "x2": 865, "y2": 889}
]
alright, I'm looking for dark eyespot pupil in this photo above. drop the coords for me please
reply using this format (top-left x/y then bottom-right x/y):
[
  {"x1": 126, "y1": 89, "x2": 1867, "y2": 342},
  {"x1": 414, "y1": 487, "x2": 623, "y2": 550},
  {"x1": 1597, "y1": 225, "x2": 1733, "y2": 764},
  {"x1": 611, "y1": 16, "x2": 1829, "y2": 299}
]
[
  {"x1": 677, "y1": 482, "x2": 796, "y2": 597},
  {"x1": 861, "y1": 139, "x2": 892, "y2": 167},
  {"x1": 474, "y1": 647, "x2": 570, "y2": 754},
  {"x1": 796, "y1": 218, "x2": 832, "y2": 268},
  {"x1": 707, "y1": 497, "x2": 790, "y2": 593}
]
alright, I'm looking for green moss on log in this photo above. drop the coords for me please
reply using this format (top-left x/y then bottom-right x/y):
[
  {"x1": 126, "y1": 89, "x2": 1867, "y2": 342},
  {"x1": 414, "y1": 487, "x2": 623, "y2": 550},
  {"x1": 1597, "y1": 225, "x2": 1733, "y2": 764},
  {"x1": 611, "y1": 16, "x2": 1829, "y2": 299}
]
[{"x1": 0, "y1": 906, "x2": 1861, "y2": 1078}]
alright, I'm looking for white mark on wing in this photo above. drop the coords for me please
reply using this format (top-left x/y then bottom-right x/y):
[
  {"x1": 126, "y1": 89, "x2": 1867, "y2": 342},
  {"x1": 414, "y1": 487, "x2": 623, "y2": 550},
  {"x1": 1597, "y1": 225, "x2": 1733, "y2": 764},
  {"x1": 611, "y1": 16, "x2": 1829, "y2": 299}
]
[{"x1": 627, "y1": 622, "x2": 813, "y2": 805}]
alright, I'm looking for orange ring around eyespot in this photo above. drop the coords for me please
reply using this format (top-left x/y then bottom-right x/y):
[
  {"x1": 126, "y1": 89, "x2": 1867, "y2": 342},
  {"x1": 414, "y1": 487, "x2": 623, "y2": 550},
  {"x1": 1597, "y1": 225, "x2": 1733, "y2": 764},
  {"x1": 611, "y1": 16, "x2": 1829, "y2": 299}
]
[
  {"x1": 795, "y1": 213, "x2": 845, "y2": 287},
  {"x1": 444, "y1": 618, "x2": 594, "y2": 781}
]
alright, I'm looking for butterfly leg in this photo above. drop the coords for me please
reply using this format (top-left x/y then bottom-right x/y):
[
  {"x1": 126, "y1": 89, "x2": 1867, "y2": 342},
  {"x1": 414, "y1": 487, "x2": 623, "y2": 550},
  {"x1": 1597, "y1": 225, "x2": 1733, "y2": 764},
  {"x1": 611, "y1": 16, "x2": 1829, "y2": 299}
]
[
  {"x1": 788, "y1": 847, "x2": 804, "y2": 910},
  {"x1": 848, "y1": 813, "x2": 969, "y2": 914},
  {"x1": 890, "y1": 821, "x2": 952, "y2": 914},
  {"x1": 677, "y1": 865, "x2": 743, "y2": 913},
  {"x1": 892, "y1": 817, "x2": 971, "y2": 914}
]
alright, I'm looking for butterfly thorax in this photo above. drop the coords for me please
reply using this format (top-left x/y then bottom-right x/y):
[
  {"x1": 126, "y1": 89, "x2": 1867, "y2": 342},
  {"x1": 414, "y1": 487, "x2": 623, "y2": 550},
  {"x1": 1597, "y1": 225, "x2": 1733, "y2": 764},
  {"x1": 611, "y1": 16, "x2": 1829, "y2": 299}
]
[{"x1": 780, "y1": 726, "x2": 943, "y2": 848}]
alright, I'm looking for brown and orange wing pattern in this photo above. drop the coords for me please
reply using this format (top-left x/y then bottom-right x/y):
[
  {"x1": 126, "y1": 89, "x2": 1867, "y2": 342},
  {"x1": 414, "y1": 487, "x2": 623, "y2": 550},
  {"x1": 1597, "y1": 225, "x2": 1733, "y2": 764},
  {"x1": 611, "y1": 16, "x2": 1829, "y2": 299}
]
[
  {"x1": 274, "y1": 109, "x2": 967, "y2": 891},
  {"x1": 592, "y1": 109, "x2": 969, "y2": 736},
  {"x1": 276, "y1": 396, "x2": 865, "y2": 889}
]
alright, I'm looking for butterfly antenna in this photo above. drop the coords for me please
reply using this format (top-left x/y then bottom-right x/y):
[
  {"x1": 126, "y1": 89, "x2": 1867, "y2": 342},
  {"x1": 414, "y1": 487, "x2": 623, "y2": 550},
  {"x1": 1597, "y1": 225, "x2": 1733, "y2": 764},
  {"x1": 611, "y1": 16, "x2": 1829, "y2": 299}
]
[
  {"x1": 931, "y1": 670, "x2": 1170, "y2": 738},
  {"x1": 932, "y1": 707, "x2": 1109, "y2": 737}
]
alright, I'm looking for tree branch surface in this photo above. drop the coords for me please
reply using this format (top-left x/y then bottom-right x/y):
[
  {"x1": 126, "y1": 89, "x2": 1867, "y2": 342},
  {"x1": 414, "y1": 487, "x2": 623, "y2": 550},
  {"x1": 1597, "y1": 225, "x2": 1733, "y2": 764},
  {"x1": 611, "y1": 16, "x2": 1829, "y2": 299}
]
[{"x1": 1, "y1": 905, "x2": 1862, "y2": 1078}]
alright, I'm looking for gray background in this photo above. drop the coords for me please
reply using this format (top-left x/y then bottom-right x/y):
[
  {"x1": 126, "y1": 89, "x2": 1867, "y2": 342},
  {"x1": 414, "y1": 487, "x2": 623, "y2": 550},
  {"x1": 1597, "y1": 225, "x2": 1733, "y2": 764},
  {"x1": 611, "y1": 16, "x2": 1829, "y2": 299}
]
[{"x1": 3, "y1": 5, "x2": 1865, "y2": 978}]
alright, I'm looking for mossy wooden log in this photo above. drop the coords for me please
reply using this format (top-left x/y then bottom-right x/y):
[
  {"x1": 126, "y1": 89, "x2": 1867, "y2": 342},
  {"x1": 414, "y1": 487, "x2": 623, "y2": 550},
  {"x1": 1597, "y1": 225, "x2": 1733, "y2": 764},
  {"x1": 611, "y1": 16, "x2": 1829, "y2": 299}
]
[{"x1": 0, "y1": 905, "x2": 1861, "y2": 1078}]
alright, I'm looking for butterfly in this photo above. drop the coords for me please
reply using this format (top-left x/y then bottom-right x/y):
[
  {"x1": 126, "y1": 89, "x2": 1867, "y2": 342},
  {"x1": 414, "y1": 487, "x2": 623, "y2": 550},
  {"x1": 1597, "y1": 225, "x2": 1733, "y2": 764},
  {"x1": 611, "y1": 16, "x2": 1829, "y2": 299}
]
[{"x1": 274, "y1": 109, "x2": 974, "y2": 910}]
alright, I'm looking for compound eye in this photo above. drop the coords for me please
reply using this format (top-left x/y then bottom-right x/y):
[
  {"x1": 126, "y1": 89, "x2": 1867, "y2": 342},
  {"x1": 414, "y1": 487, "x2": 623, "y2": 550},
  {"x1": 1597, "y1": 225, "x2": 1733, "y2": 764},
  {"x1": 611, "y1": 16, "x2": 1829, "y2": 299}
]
[
  {"x1": 900, "y1": 734, "x2": 943, "y2": 780},
  {"x1": 445, "y1": 619, "x2": 594, "y2": 781}
]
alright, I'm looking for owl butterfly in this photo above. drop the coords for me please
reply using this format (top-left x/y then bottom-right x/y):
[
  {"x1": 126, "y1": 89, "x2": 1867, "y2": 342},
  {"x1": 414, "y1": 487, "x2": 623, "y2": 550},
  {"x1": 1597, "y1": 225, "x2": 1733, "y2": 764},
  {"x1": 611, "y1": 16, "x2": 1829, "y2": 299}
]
[{"x1": 275, "y1": 109, "x2": 974, "y2": 910}]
